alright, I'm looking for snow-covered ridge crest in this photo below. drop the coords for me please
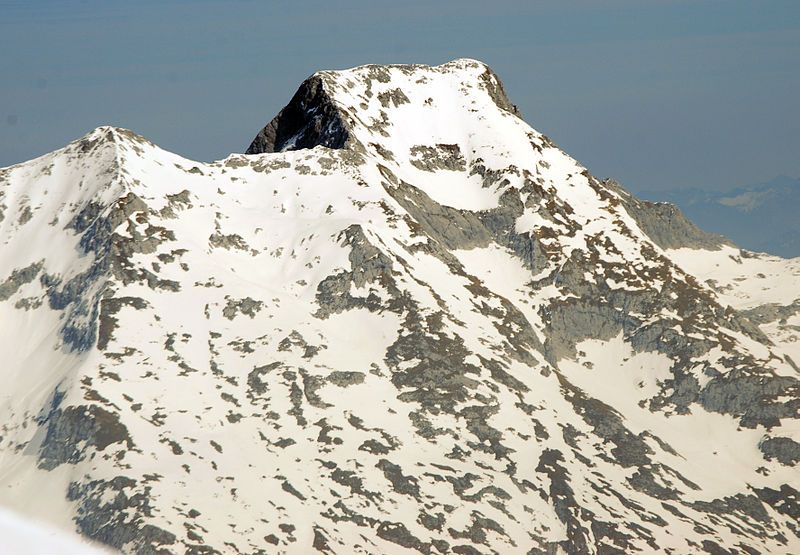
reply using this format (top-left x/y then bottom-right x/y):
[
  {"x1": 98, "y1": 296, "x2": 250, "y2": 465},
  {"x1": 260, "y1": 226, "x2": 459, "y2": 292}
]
[{"x1": 1, "y1": 60, "x2": 799, "y2": 554}]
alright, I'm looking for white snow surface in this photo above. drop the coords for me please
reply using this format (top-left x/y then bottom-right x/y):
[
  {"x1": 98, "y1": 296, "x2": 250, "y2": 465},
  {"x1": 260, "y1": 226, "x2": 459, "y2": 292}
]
[
  {"x1": 0, "y1": 60, "x2": 798, "y2": 554},
  {"x1": 0, "y1": 507, "x2": 112, "y2": 555},
  {"x1": 667, "y1": 245, "x2": 800, "y2": 310},
  {"x1": 668, "y1": 245, "x2": 800, "y2": 373}
]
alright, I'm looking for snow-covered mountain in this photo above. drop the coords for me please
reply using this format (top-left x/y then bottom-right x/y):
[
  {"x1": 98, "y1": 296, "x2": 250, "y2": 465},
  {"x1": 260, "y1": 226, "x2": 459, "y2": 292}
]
[{"x1": 0, "y1": 59, "x2": 798, "y2": 554}]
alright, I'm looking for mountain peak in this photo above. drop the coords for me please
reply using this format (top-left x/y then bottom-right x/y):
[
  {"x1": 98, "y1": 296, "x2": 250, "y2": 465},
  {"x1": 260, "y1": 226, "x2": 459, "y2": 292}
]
[
  {"x1": 70, "y1": 126, "x2": 151, "y2": 151},
  {"x1": 245, "y1": 59, "x2": 522, "y2": 155},
  {"x1": 2, "y1": 61, "x2": 799, "y2": 555}
]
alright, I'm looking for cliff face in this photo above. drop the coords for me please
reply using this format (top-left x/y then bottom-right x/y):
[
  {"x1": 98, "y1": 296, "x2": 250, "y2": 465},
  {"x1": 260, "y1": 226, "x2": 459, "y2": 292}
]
[
  {"x1": 245, "y1": 74, "x2": 349, "y2": 154},
  {"x1": 0, "y1": 60, "x2": 798, "y2": 555}
]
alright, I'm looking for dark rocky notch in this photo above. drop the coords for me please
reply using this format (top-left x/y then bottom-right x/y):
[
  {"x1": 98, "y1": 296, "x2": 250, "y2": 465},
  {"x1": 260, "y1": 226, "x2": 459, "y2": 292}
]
[{"x1": 245, "y1": 75, "x2": 349, "y2": 154}]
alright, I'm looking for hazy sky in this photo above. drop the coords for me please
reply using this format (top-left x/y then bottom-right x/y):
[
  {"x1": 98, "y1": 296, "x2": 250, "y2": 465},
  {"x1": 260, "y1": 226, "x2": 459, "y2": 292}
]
[{"x1": 1, "y1": 0, "x2": 798, "y2": 192}]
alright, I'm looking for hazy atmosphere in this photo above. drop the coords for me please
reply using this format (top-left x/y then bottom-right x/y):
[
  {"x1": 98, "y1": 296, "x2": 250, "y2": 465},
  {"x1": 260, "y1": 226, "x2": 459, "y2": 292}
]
[{"x1": 2, "y1": 0, "x2": 798, "y2": 192}]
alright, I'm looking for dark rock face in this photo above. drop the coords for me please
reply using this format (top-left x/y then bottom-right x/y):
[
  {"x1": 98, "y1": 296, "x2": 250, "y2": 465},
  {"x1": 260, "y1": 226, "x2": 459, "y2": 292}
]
[
  {"x1": 38, "y1": 398, "x2": 133, "y2": 471},
  {"x1": 245, "y1": 75, "x2": 349, "y2": 154},
  {"x1": 477, "y1": 66, "x2": 523, "y2": 119},
  {"x1": 0, "y1": 260, "x2": 43, "y2": 301},
  {"x1": 756, "y1": 484, "x2": 800, "y2": 531},
  {"x1": 69, "y1": 477, "x2": 177, "y2": 555},
  {"x1": 759, "y1": 436, "x2": 800, "y2": 465}
]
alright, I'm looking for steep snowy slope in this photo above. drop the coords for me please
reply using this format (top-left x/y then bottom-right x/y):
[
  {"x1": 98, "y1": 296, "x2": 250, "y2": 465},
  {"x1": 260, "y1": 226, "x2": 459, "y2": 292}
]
[
  {"x1": 667, "y1": 246, "x2": 800, "y2": 391},
  {"x1": 0, "y1": 59, "x2": 798, "y2": 554},
  {"x1": 0, "y1": 507, "x2": 111, "y2": 555}
]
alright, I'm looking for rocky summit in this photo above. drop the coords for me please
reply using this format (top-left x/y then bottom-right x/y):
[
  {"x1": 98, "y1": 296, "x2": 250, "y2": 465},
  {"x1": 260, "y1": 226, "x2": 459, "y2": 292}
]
[{"x1": 0, "y1": 59, "x2": 798, "y2": 554}]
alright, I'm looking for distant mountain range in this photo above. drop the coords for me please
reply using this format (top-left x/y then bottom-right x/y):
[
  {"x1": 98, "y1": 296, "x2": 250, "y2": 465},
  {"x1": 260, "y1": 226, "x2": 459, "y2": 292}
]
[{"x1": 639, "y1": 176, "x2": 800, "y2": 258}]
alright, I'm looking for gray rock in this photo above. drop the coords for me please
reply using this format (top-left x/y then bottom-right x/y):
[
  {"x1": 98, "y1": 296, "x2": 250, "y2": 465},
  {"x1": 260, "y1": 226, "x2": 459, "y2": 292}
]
[
  {"x1": 606, "y1": 179, "x2": 732, "y2": 251},
  {"x1": 759, "y1": 436, "x2": 800, "y2": 466},
  {"x1": 0, "y1": 260, "x2": 43, "y2": 301},
  {"x1": 68, "y1": 477, "x2": 177, "y2": 555},
  {"x1": 38, "y1": 399, "x2": 133, "y2": 471}
]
